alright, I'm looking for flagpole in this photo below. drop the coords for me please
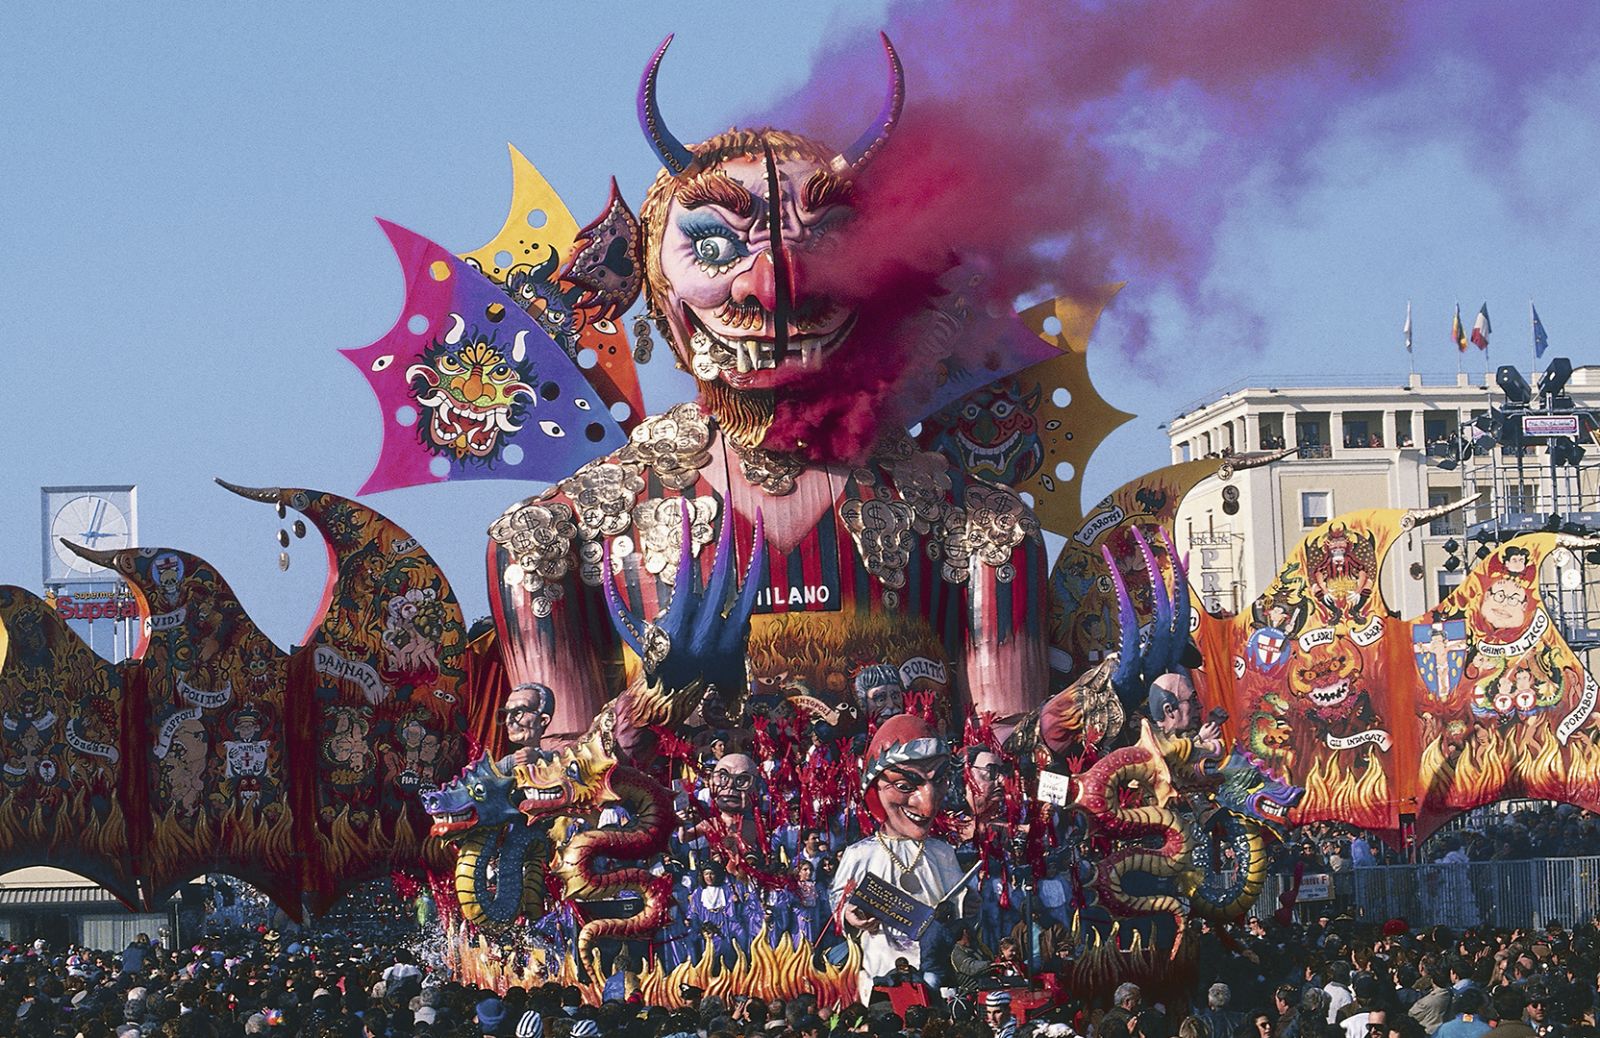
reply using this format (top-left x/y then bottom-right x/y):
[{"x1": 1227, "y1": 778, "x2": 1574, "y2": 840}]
[{"x1": 1454, "y1": 302, "x2": 1463, "y2": 379}]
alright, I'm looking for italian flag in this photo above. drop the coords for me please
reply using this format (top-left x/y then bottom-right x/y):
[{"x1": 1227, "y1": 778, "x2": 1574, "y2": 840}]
[{"x1": 1471, "y1": 303, "x2": 1491, "y2": 350}]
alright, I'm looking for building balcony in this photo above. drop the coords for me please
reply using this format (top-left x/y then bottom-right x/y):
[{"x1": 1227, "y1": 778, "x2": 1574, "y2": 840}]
[{"x1": 1297, "y1": 444, "x2": 1333, "y2": 460}]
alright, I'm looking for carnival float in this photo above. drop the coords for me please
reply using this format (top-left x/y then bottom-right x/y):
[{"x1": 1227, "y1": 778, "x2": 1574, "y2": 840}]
[{"x1": 3, "y1": 30, "x2": 1599, "y2": 1013}]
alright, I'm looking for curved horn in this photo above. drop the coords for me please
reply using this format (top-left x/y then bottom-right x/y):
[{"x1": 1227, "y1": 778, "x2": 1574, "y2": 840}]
[
  {"x1": 214, "y1": 479, "x2": 282, "y2": 504},
  {"x1": 529, "y1": 243, "x2": 561, "y2": 283},
  {"x1": 836, "y1": 33, "x2": 905, "y2": 174},
  {"x1": 1401, "y1": 490, "x2": 1481, "y2": 531},
  {"x1": 638, "y1": 35, "x2": 695, "y2": 176},
  {"x1": 60, "y1": 539, "x2": 118, "y2": 567}
]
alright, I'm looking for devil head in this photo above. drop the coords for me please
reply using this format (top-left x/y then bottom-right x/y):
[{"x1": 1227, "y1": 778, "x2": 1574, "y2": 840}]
[{"x1": 637, "y1": 35, "x2": 917, "y2": 460}]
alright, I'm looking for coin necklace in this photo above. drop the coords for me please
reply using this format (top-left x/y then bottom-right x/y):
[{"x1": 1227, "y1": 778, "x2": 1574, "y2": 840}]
[{"x1": 876, "y1": 832, "x2": 926, "y2": 896}]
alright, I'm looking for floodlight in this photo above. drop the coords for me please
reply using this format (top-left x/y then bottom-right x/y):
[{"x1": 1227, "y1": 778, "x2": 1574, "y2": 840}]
[
  {"x1": 1496, "y1": 366, "x2": 1532, "y2": 405},
  {"x1": 1539, "y1": 357, "x2": 1573, "y2": 400}
]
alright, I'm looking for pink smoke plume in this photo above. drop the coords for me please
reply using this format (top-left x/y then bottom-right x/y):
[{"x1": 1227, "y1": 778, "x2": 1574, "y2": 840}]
[{"x1": 749, "y1": 0, "x2": 1600, "y2": 363}]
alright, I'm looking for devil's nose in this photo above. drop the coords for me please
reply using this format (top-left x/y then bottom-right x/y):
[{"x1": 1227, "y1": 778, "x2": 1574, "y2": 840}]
[{"x1": 731, "y1": 250, "x2": 779, "y2": 312}]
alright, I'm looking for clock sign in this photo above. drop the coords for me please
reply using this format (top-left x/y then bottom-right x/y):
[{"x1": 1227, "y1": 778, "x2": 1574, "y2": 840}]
[{"x1": 42, "y1": 487, "x2": 136, "y2": 583}]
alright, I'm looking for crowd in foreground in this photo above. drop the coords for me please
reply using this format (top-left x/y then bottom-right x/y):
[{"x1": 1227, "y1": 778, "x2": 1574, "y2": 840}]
[{"x1": 7, "y1": 907, "x2": 1600, "y2": 1038}]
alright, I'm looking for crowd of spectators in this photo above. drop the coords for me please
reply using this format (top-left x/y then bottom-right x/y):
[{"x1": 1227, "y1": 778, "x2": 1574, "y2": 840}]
[
  {"x1": 1261, "y1": 806, "x2": 1600, "y2": 878},
  {"x1": 1423, "y1": 807, "x2": 1600, "y2": 864},
  {"x1": 8, "y1": 908, "x2": 1600, "y2": 1038}
]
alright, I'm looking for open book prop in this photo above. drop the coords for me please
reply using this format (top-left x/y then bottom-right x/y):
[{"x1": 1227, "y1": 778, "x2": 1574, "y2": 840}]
[{"x1": 847, "y1": 862, "x2": 980, "y2": 940}]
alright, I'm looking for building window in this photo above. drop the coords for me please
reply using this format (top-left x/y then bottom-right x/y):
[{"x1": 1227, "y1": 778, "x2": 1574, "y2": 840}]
[
  {"x1": 1343, "y1": 411, "x2": 1384, "y2": 448},
  {"x1": 1505, "y1": 483, "x2": 1539, "y2": 515},
  {"x1": 1427, "y1": 489, "x2": 1461, "y2": 535},
  {"x1": 1258, "y1": 414, "x2": 1285, "y2": 450},
  {"x1": 1437, "y1": 571, "x2": 1464, "y2": 605},
  {"x1": 1396, "y1": 412, "x2": 1414, "y2": 448},
  {"x1": 1179, "y1": 442, "x2": 1191, "y2": 462},
  {"x1": 1301, "y1": 491, "x2": 1331, "y2": 528}
]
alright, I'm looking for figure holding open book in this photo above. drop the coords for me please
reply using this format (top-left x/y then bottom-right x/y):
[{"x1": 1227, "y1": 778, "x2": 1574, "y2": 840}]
[{"x1": 831, "y1": 714, "x2": 970, "y2": 1003}]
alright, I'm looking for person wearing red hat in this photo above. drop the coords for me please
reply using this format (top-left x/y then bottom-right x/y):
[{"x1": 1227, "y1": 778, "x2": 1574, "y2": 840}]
[{"x1": 831, "y1": 714, "x2": 967, "y2": 1002}]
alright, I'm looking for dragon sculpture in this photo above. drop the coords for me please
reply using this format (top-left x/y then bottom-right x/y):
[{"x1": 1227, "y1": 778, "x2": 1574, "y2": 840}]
[
  {"x1": 515, "y1": 737, "x2": 676, "y2": 975},
  {"x1": 1013, "y1": 524, "x2": 1306, "y2": 939},
  {"x1": 1188, "y1": 750, "x2": 1304, "y2": 921},
  {"x1": 422, "y1": 755, "x2": 548, "y2": 931},
  {"x1": 427, "y1": 506, "x2": 767, "y2": 959},
  {"x1": 1072, "y1": 719, "x2": 1198, "y2": 920}
]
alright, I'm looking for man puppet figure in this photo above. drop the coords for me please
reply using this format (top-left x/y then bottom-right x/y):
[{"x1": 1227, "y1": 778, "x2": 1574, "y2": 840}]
[
  {"x1": 684, "y1": 752, "x2": 773, "y2": 878},
  {"x1": 499, "y1": 682, "x2": 555, "y2": 768},
  {"x1": 832, "y1": 714, "x2": 966, "y2": 1003}
]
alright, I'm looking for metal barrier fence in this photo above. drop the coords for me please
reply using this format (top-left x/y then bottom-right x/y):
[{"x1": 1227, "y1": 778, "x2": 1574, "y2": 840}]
[{"x1": 1251, "y1": 857, "x2": 1600, "y2": 929}]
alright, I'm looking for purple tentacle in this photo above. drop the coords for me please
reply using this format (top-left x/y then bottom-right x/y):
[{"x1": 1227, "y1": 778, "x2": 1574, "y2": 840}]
[
  {"x1": 601, "y1": 538, "x2": 644, "y2": 655},
  {"x1": 1132, "y1": 528, "x2": 1170, "y2": 633},
  {"x1": 1132, "y1": 527, "x2": 1171, "y2": 687},
  {"x1": 692, "y1": 501, "x2": 736, "y2": 646},
  {"x1": 725, "y1": 509, "x2": 768, "y2": 649},
  {"x1": 645, "y1": 503, "x2": 693, "y2": 641},
  {"x1": 839, "y1": 33, "x2": 905, "y2": 173},
  {"x1": 638, "y1": 35, "x2": 694, "y2": 175},
  {"x1": 1103, "y1": 545, "x2": 1141, "y2": 705},
  {"x1": 1161, "y1": 528, "x2": 1192, "y2": 670}
]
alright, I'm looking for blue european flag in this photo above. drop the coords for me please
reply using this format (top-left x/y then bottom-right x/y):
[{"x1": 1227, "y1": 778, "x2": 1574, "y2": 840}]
[{"x1": 1533, "y1": 304, "x2": 1550, "y2": 358}]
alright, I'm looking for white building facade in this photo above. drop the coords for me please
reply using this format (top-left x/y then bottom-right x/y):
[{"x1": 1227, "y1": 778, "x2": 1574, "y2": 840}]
[{"x1": 1167, "y1": 368, "x2": 1600, "y2": 621}]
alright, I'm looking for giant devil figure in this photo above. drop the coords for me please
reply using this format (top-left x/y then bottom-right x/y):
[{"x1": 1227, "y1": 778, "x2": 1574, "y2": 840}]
[{"x1": 487, "y1": 36, "x2": 1050, "y2": 748}]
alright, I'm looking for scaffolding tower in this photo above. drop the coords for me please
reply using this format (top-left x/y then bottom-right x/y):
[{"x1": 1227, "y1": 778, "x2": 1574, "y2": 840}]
[{"x1": 1448, "y1": 357, "x2": 1600, "y2": 652}]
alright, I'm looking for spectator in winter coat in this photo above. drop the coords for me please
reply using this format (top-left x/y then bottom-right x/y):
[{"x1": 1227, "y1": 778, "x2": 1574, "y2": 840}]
[
  {"x1": 1325, "y1": 964, "x2": 1356, "y2": 1024},
  {"x1": 1432, "y1": 987, "x2": 1493, "y2": 1038},
  {"x1": 1196, "y1": 983, "x2": 1246, "y2": 1038},
  {"x1": 1408, "y1": 973, "x2": 1454, "y2": 1035}
]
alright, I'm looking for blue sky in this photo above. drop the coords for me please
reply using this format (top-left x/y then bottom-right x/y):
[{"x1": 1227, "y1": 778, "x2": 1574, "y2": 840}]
[{"x1": 4, "y1": 2, "x2": 1599, "y2": 646}]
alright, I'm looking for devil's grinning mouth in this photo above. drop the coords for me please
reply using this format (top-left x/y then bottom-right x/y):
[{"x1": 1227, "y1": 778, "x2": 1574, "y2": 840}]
[{"x1": 686, "y1": 308, "x2": 857, "y2": 374}]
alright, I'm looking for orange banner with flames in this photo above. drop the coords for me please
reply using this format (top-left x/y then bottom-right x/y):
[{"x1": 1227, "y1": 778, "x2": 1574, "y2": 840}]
[
  {"x1": 1194, "y1": 511, "x2": 1600, "y2": 836},
  {"x1": 1414, "y1": 535, "x2": 1600, "y2": 838}
]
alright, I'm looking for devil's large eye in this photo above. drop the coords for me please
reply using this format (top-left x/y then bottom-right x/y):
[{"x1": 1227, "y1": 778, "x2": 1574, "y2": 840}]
[
  {"x1": 679, "y1": 214, "x2": 748, "y2": 271},
  {"x1": 810, "y1": 208, "x2": 854, "y2": 244},
  {"x1": 693, "y1": 236, "x2": 740, "y2": 265},
  {"x1": 567, "y1": 761, "x2": 581, "y2": 782},
  {"x1": 993, "y1": 401, "x2": 1014, "y2": 419},
  {"x1": 438, "y1": 354, "x2": 463, "y2": 373}
]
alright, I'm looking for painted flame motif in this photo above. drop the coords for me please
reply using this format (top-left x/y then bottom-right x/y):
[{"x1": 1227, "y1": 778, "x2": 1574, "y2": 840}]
[
  {"x1": 451, "y1": 923, "x2": 862, "y2": 1008},
  {"x1": 1295, "y1": 750, "x2": 1389, "y2": 831}
]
